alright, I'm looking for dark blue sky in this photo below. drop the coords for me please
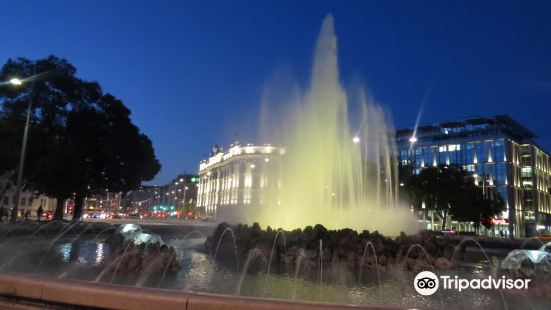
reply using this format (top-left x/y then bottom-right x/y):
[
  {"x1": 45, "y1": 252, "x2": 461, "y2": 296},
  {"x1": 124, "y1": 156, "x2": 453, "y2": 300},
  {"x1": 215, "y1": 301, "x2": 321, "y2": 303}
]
[{"x1": 2, "y1": 1, "x2": 550, "y2": 184}]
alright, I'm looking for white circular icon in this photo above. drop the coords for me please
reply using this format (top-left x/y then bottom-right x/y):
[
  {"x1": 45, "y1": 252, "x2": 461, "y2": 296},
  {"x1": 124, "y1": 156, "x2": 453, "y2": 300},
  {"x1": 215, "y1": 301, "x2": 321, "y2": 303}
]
[{"x1": 414, "y1": 271, "x2": 439, "y2": 296}]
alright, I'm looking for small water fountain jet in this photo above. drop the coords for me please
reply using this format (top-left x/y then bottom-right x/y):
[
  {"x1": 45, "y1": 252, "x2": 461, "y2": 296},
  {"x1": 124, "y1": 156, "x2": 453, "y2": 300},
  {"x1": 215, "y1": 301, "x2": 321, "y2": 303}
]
[
  {"x1": 451, "y1": 237, "x2": 493, "y2": 266},
  {"x1": 520, "y1": 237, "x2": 545, "y2": 249},
  {"x1": 0, "y1": 220, "x2": 64, "y2": 271},
  {"x1": 182, "y1": 230, "x2": 205, "y2": 240},
  {"x1": 213, "y1": 227, "x2": 239, "y2": 269},
  {"x1": 358, "y1": 241, "x2": 380, "y2": 288},
  {"x1": 401, "y1": 243, "x2": 436, "y2": 273},
  {"x1": 93, "y1": 226, "x2": 117, "y2": 242},
  {"x1": 157, "y1": 251, "x2": 178, "y2": 288},
  {"x1": 94, "y1": 240, "x2": 134, "y2": 283},
  {"x1": 34, "y1": 221, "x2": 97, "y2": 271},
  {"x1": 263, "y1": 229, "x2": 286, "y2": 294},
  {"x1": 319, "y1": 239, "x2": 323, "y2": 288},
  {"x1": 0, "y1": 220, "x2": 60, "y2": 243},
  {"x1": 236, "y1": 248, "x2": 267, "y2": 295},
  {"x1": 292, "y1": 248, "x2": 307, "y2": 300},
  {"x1": 109, "y1": 241, "x2": 136, "y2": 283},
  {"x1": 449, "y1": 239, "x2": 508, "y2": 310}
]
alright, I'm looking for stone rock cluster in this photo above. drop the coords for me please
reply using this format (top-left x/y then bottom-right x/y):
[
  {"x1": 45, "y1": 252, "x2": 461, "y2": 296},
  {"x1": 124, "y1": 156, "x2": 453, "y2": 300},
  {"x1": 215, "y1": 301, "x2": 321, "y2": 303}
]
[
  {"x1": 105, "y1": 224, "x2": 181, "y2": 275},
  {"x1": 204, "y1": 222, "x2": 458, "y2": 272}
]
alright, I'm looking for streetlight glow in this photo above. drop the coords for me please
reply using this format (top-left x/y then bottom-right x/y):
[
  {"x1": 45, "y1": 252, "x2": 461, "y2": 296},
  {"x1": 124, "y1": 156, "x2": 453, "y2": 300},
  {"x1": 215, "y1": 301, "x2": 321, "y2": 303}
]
[
  {"x1": 352, "y1": 136, "x2": 360, "y2": 144},
  {"x1": 9, "y1": 78, "x2": 22, "y2": 86},
  {"x1": 409, "y1": 136, "x2": 418, "y2": 143}
]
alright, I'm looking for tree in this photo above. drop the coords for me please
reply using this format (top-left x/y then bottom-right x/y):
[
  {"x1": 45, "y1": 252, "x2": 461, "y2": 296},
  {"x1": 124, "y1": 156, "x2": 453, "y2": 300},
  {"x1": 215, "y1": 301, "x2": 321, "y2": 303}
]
[
  {"x1": 402, "y1": 164, "x2": 504, "y2": 231},
  {"x1": 450, "y1": 185, "x2": 505, "y2": 233},
  {"x1": 0, "y1": 56, "x2": 161, "y2": 221}
]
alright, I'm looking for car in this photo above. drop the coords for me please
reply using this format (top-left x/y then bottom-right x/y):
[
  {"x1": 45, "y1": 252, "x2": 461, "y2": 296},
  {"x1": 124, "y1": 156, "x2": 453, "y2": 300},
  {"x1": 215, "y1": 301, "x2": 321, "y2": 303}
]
[
  {"x1": 439, "y1": 229, "x2": 458, "y2": 236},
  {"x1": 45, "y1": 210, "x2": 53, "y2": 220}
]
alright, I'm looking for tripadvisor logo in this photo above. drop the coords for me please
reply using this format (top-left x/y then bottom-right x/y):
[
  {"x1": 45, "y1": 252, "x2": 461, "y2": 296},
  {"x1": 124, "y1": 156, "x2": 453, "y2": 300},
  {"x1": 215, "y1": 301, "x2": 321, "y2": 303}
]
[{"x1": 414, "y1": 271, "x2": 531, "y2": 296}]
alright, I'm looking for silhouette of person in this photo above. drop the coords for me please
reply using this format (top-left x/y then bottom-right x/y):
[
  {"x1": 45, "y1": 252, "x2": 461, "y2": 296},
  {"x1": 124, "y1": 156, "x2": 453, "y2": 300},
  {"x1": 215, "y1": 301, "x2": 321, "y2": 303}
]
[
  {"x1": 0, "y1": 205, "x2": 4, "y2": 223},
  {"x1": 24, "y1": 210, "x2": 30, "y2": 220},
  {"x1": 37, "y1": 205, "x2": 43, "y2": 221}
]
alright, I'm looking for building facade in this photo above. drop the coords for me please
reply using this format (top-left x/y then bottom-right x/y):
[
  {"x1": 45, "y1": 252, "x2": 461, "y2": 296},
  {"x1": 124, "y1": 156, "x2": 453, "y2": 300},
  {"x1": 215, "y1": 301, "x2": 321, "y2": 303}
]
[
  {"x1": 397, "y1": 115, "x2": 551, "y2": 238},
  {"x1": 196, "y1": 143, "x2": 284, "y2": 220},
  {"x1": 0, "y1": 172, "x2": 57, "y2": 220}
]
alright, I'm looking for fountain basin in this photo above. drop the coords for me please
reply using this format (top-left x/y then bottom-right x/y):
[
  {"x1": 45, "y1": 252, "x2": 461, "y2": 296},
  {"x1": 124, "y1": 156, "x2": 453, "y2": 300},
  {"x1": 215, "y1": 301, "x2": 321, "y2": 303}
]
[{"x1": 0, "y1": 271, "x2": 395, "y2": 310}]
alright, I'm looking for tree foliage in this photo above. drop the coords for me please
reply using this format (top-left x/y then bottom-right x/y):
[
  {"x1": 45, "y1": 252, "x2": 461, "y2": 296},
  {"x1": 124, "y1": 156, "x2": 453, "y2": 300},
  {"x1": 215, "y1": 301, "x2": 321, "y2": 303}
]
[
  {"x1": 401, "y1": 164, "x2": 505, "y2": 231},
  {"x1": 0, "y1": 56, "x2": 161, "y2": 220}
]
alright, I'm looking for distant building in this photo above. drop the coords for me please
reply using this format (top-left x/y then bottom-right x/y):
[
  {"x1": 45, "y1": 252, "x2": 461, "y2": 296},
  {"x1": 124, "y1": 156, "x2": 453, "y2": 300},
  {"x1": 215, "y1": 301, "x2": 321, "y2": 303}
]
[
  {"x1": 0, "y1": 172, "x2": 57, "y2": 219},
  {"x1": 165, "y1": 174, "x2": 199, "y2": 215},
  {"x1": 128, "y1": 174, "x2": 199, "y2": 217},
  {"x1": 196, "y1": 142, "x2": 285, "y2": 220},
  {"x1": 126, "y1": 185, "x2": 160, "y2": 213},
  {"x1": 396, "y1": 115, "x2": 551, "y2": 238}
]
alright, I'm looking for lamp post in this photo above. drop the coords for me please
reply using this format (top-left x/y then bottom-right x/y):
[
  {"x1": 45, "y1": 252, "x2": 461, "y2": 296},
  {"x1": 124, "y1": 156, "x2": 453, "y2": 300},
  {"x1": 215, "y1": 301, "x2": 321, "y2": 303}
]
[
  {"x1": 5, "y1": 74, "x2": 35, "y2": 222},
  {"x1": 182, "y1": 186, "x2": 189, "y2": 215}
]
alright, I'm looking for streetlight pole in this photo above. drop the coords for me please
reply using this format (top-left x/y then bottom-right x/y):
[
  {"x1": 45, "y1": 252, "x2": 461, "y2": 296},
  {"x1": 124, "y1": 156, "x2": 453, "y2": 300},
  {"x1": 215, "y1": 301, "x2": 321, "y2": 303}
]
[
  {"x1": 7, "y1": 70, "x2": 35, "y2": 222},
  {"x1": 183, "y1": 186, "x2": 188, "y2": 215}
]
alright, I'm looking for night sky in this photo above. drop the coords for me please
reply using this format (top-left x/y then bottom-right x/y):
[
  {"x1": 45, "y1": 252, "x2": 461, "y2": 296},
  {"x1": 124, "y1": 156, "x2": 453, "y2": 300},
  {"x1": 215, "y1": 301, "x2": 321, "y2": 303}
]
[{"x1": 2, "y1": 1, "x2": 550, "y2": 184}]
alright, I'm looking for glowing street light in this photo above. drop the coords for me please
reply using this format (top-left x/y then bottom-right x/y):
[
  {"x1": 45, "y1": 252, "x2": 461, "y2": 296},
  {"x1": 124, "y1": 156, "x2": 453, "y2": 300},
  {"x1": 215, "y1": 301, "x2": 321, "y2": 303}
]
[
  {"x1": 3, "y1": 73, "x2": 35, "y2": 222},
  {"x1": 409, "y1": 136, "x2": 418, "y2": 143},
  {"x1": 352, "y1": 136, "x2": 360, "y2": 144},
  {"x1": 9, "y1": 78, "x2": 22, "y2": 85}
]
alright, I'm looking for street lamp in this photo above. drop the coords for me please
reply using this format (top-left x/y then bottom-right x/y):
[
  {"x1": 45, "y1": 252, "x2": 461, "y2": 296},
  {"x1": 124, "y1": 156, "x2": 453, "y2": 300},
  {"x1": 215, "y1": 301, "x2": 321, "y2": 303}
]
[
  {"x1": 9, "y1": 78, "x2": 22, "y2": 86},
  {"x1": 182, "y1": 186, "x2": 189, "y2": 216},
  {"x1": 4, "y1": 74, "x2": 35, "y2": 222}
]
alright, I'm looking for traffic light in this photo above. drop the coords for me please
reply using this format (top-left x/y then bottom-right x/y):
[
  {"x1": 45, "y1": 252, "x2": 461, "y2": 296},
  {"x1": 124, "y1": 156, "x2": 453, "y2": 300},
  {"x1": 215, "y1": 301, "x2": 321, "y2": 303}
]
[{"x1": 187, "y1": 175, "x2": 200, "y2": 183}]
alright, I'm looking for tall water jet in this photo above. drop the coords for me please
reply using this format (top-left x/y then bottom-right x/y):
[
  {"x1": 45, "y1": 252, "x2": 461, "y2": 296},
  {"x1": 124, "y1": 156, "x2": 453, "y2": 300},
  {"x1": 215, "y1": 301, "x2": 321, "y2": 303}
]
[{"x1": 231, "y1": 14, "x2": 415, "y2": 234}]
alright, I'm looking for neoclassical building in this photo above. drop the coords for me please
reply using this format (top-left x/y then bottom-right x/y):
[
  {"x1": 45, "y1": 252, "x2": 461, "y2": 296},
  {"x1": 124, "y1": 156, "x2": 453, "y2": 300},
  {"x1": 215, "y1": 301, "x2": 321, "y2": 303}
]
[{"x1": 196, "y1": 142, "x2": 284, "y2": 220}]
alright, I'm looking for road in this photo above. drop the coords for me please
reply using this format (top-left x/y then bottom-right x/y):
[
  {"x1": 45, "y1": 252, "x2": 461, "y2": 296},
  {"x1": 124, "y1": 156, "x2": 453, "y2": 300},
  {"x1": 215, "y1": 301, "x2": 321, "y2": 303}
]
[{"x1": 83, "y1": 217, "x2": 217, "y2": 227}]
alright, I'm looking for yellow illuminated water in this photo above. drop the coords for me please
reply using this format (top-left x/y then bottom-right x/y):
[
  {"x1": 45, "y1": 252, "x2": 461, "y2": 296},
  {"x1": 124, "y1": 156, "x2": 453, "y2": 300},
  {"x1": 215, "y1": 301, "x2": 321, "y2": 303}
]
[{"x1": 236, "y1": 15, "x2": 415, "y2": 235}]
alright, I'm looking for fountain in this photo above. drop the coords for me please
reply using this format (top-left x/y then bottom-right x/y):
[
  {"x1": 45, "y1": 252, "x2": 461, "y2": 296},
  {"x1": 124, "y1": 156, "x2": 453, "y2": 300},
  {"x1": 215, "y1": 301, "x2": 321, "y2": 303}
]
[
  {"x1": 500, "y1": 242, "x2": 551, "y2": 276},
  {"x1": 221, "y1": 14, "x2": 415, "y2": 235}
]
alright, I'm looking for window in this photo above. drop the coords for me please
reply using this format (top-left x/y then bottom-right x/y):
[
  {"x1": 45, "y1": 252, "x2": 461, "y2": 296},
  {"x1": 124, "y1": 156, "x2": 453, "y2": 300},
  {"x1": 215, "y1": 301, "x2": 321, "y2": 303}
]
[
  {"x1": 439, "y1": 149, "x2": 446, "y2": 165},
  {"x1": 495, "y1": 140, "x2": 505, "y2": 162},
  {"x1": 477, "y1": 143, "x2": 487, "y2": 163},
  {"x1": 466, "y1": 143, "x2": 475, "y2": 164},
  {"x1": 496, "y1": 163, "x2": 507, "y2": 186},
  {"x1": 21, "y1": 198, "x2": 26, "y2": 206}
]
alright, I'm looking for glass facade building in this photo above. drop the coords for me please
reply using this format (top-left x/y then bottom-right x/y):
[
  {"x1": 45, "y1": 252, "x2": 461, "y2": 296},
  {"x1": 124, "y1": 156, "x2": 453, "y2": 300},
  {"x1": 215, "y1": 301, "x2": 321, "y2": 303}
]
[{"x1": 396, "y1": 115, "x2": 551, "y2": 237}]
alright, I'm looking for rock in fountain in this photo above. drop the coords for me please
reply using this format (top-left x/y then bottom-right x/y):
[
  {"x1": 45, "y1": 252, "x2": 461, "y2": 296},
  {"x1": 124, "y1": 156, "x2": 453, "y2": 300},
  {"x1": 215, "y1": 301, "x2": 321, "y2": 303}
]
[
  {"x1": 500, "y1": 242, "x2": 551, "y2": 277},
  {"x1": 498, "y1": 242, "x2": 551, "y2": 298},
  {"x1": 103, "y1": 224, "x2": 181, "y2": 278},
  {"x1": 205, "y1": 223, "x2": 457, "y2": 273}
]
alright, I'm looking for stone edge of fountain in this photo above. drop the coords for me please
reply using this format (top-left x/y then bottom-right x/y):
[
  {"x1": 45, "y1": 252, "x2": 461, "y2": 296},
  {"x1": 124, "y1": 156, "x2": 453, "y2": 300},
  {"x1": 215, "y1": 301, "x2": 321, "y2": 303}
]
[{"x1": 0, "y1": 271, "x2": 405, "y2": 310}]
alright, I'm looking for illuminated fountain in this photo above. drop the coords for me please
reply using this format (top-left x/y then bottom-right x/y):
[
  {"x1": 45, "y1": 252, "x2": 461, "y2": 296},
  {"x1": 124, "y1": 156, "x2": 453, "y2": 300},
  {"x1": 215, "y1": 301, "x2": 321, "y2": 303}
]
[{"x1": 235, "y1": 15, "x2": 415, "y2": 234}]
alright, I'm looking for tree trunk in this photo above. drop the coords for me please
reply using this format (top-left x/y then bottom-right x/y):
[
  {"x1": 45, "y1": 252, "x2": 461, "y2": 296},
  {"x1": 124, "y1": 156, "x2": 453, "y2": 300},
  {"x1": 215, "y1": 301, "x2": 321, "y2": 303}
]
[
  {"x1": 441, "y1": 210, "x2": 447, "y2": 230},
  {"x1": 72, "y1": 192, "x2": 85, "y2": 221},
  {"x1": 53, "y1": 197, "x2": 65, "y2": 221}
]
